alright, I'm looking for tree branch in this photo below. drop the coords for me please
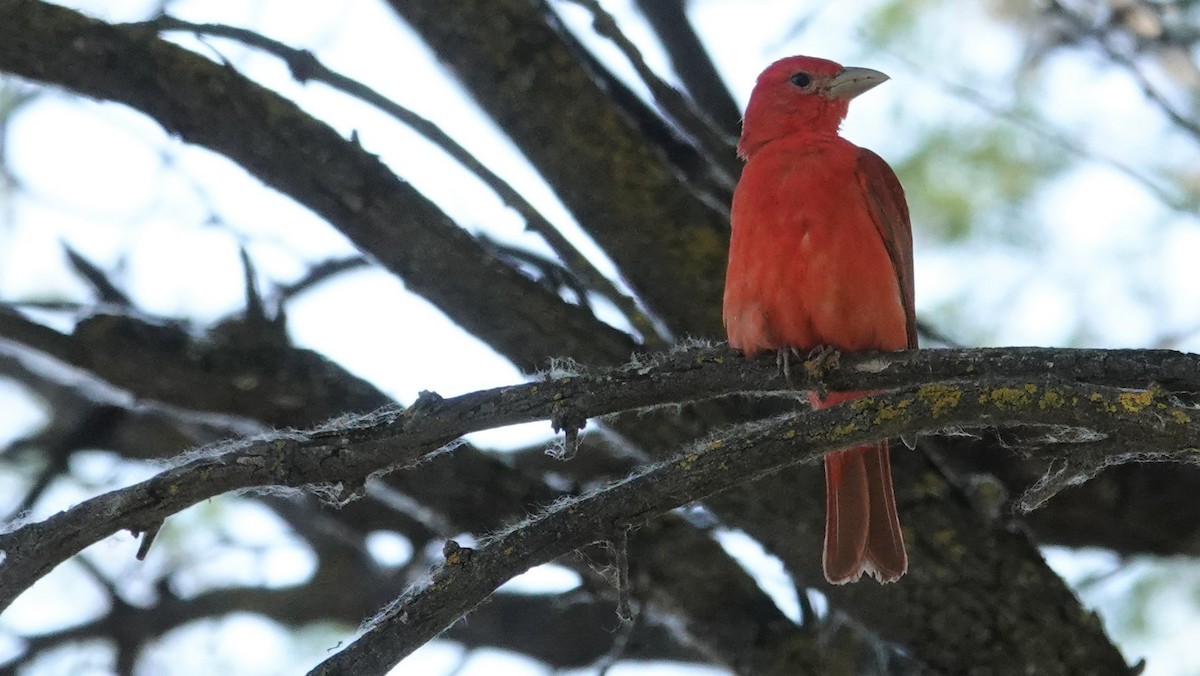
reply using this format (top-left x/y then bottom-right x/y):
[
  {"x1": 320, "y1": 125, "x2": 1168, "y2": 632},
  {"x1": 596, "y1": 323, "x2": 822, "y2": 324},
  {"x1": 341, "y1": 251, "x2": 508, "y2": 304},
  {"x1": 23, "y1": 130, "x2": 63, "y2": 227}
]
[
  {"x1": 137, "y1": 15, "x2": 666, "y2": 349},
  {"x1": 560, "y1": 0, "x2": 740, "y2": 185},
  {"x1": 1, "y1": 310, "x2": 821, "y2": 671},
  {"x1": 312, "y1": 373, "x2": 1175, "y2": 674},
  {"x1": 633, "y1": 0, "x2": 743, "y2": 137},
  {"x1": 3, "y1": 344, "x2": 1195, "y2": 659},
  {"x1": 0, "y1": 0, "x2": 635, "y2": 371},
  {"x1": 387, "y1": 0, "x2": 734, "y2": 338}
]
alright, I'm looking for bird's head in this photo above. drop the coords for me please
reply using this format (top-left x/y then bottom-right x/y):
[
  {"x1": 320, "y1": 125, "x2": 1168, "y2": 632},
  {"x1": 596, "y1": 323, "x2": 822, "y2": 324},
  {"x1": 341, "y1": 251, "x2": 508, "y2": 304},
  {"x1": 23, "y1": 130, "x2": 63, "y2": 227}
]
[{"x1": 738, "y1": 56, "x2": 889, "y2": 158}]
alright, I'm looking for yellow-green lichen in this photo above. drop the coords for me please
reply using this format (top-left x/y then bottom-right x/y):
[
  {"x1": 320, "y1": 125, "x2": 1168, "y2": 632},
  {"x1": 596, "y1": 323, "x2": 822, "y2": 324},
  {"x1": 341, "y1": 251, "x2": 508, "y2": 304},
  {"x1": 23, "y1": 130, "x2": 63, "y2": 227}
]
[
  {"x1": 1038, "y1": 389, "x2": 1066, "y2": 409},
  {"x1": 1088, "y1": 392, "x2": 1118, "y2": 413},
  {"x1": 918, "y1": 383, "x2": 962, "y2": 417},
  {"x1": 1172, "y1": 410, "x2": 1193, "y2": 424},
  {"x1": 983, "y1": 384, "x2": 1037, "y2": 410},
  {"x1": 830, "y1": 422, "x2": 859, "y2": 440},
  {"x1": 1118, "y1": 389, "x2": 1155, "y2": 413},
  {"x1": 874, "y1": 397, "x2": 913, "y2": 424}
]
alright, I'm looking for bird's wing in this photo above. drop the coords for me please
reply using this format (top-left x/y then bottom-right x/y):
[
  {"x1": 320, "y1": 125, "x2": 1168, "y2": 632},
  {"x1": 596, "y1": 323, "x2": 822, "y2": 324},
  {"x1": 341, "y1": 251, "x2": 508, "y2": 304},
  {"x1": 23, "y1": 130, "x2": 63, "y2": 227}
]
[{"x1": 855, "y1": 149, "x2": 917, "y2": 348}]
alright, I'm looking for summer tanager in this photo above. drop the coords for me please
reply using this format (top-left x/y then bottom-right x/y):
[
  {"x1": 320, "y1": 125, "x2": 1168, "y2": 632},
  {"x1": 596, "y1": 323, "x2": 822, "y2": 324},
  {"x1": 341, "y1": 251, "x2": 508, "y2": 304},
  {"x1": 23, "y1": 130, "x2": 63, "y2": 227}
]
[{"x1": 723, "y1": 56, "x2": 914, "y2": 584}]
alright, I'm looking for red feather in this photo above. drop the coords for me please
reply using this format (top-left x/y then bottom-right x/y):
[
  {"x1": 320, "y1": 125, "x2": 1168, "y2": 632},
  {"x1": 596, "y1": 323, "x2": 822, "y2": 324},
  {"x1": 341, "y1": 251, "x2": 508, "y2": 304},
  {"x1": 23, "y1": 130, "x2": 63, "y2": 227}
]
[{"x1": 724, "y1": 56, "x2": 913, "y2": 584}]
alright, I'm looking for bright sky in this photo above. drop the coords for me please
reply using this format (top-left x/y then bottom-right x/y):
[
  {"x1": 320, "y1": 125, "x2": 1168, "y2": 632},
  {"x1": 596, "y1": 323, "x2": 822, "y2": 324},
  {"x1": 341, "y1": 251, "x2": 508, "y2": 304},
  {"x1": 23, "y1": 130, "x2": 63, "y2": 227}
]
[{"x1": 2, "y1": 0, "x2": 1199, "y2": 674}]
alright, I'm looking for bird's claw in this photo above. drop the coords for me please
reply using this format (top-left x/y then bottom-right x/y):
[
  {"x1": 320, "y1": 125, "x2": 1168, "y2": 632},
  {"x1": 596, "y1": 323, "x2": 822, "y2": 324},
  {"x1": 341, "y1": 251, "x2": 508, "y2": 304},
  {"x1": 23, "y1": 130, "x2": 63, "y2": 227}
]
[
  {"x1": 804, "y1": 345, "x2": 840, "y2": 397},
  {"x1": 776, "y1": 346, "x2": 805, "y2": 384}
]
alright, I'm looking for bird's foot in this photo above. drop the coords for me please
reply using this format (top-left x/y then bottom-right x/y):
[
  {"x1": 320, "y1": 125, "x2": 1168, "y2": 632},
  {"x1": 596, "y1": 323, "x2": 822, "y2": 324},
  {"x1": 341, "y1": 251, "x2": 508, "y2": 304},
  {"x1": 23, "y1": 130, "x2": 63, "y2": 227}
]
[
  {"x1": 776, "y1": 347, "x2": 804, "y2": 384},
  {"x1": 803, "y1": 345, "x2": 840, "y2": 397}
]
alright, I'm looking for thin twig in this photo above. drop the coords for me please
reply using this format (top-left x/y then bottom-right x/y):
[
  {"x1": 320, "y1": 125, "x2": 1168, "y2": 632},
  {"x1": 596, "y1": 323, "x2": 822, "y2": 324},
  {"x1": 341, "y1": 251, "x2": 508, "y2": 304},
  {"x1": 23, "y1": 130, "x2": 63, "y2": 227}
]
[
  {"x1": 614, "y1": 526, "x2": 633, "y2": 622},
  {"x1": 1047, "y1": 0, "x2": 1200, "y2": 142},
  {"x1": 632, "y1": 0, "x2": 743, "y2": 135},
  {"x1": 559, "y1": 0, "x2": 739, "y2": 187},
  {"x1": 144, "y1": 16, "x2": 668, "y2": 348}
]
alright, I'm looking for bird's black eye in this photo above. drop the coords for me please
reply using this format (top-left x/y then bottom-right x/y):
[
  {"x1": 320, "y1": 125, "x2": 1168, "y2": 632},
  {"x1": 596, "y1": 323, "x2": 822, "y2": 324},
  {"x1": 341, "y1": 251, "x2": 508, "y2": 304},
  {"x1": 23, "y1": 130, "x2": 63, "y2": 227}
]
[{"x1": 789, "y1": 72, "x2": 812, "y2": 89}]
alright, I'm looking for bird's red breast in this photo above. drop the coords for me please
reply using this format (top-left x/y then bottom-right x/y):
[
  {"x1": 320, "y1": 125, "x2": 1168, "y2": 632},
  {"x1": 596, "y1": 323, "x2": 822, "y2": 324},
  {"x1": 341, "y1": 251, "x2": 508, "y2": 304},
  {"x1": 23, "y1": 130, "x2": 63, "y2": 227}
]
[{"x1": 723, "y1": 55, "x2": 914, "y2": 584}]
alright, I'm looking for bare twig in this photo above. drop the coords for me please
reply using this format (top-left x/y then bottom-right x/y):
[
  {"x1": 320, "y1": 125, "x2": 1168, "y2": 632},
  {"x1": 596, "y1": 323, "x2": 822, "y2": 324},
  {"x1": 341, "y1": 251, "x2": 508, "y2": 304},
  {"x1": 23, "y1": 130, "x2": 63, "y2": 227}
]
[
  {"x1": 1047, "y1": 0, "x2": 1200, "y2": 142},
  {"x1": 632, "y1": 0, "x2": 742, "y2": 136},
  {"x1": 559, "y1": 0, "x2": 739, "y2": 185},
  {"x1": 144, "y1": 15, "x2": 667, "y2": 349},
  {"x1": 0, "y1": 0, "x2": 638, "y2": 371}
]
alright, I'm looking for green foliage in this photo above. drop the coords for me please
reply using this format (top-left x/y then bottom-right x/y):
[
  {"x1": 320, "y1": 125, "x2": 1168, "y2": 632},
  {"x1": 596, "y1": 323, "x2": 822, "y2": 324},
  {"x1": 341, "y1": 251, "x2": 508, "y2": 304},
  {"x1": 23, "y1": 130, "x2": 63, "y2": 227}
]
[
  {"x1": 861, "y1": 0, "x2": 946, "y2": 48},
  {"x1": 895, "y1": 118, "x2": 1068, "y2": 243}
]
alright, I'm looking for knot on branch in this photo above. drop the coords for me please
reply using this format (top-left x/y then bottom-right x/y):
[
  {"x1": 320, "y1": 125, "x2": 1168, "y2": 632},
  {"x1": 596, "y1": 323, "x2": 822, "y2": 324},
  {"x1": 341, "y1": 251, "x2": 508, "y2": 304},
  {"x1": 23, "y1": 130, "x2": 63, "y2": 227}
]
[
  {"x1": 132, "y1": 520, "x2": 163, "y2": 561},
  {"x1": 550, "y1": 404, "x2": 587, "y2": 460},
  {"x1": 442, "y1": 539, "x2": 475, "y2": 566},
  {"x1": 406, "y1": 390, "x2": 445, "y2": 417}
]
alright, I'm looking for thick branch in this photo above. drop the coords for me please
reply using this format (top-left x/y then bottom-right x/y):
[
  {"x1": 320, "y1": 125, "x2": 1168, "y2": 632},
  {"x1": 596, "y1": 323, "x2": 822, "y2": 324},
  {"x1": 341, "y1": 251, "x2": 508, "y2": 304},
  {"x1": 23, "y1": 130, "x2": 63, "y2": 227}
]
[
  {"x1": 387, "y1": 0, "x2": 733, "y2": 337},
  {"x1": 0, "y1": 314, "x2": 819, "y2": 671},
  {"x1": 0, "y1": 0, "x2": 634, "y2": 371},
  {"x1": 312, "y1": 376, "x2": 1172, "y2": 674},
  {"x1": 2, "y1": 346, "x2": 1195, "y2": 646}
]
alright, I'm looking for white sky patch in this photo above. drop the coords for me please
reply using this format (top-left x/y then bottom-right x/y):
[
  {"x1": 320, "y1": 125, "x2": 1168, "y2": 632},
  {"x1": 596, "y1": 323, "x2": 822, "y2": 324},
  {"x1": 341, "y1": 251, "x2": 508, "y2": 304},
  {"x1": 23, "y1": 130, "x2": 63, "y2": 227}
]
[
  {"x1": 1042, "y1": 166, "x2": 1167, "y2": 256},
  {"x1": 168, "y1": 505, "x2": 318, "y2": 597},
  {"x1": 124, "y1": 222, "x2": 247, "y2": 321},
  {"x1": 447, "y1": 648, "x2": 547, "y2": 676},
  {"x1": 0, "y1": 379, "x2": 46, "y2": 452},
  {"x1": 6, "y1": 97, "x2": 166, "y2": 218},
  {"x1": 393, "y1": 641, "x2": 469, "y2": 676},
  {"x1": 1158, "y1": 224, "x2": 1200, "y2": 348},
  {"x1": 1005, "y1": 278, "x2": 1080, "y2": 346},
  {"x1": 167, "y1": 145, "x2": 358, "y2": 260},
  {"x1": 285, "y1": 267, "x2": 526, "y2": 402},
  {"x1": 365, "y1": 530, "x2": 414, "y2": 568},
  {"x1": 464, "y1": 420, "x2": 558, "y2": 452},
  {"x1": 497, "y1": 562, "x2": 582, "y2": 594},
  {"x1": 713, "y1": 528, "x2": 801, "y2": 622},
  {"x1": 1, "y1": 558, "x2": 109, "y2": 634},
  {"x1": 1037, "y1": 50, "x2": 1182, "y2": 167},
  {"x1": 141, "y1": 614, "x2": 294, "y2": 676}
]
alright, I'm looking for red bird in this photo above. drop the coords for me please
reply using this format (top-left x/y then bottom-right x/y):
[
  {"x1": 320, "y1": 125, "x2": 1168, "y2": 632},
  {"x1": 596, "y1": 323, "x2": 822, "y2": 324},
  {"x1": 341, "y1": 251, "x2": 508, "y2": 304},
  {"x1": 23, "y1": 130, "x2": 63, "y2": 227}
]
[{"x1": 723, "y1": 56, "x2": 914, "y2": 584}]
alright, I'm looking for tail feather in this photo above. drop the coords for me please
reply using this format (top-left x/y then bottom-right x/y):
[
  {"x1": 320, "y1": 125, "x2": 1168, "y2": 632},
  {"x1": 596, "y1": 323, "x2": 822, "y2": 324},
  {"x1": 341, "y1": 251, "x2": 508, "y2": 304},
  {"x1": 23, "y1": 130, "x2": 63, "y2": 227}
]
[
  {"x1": 823, "y1": 443, "x2": 907, "y2": 584},
  {"x1": 813, "y1": 392, "x2": 908, "y2": 584},
  {"x1": 863, "y1": 442, "x2": 907, "y2": 582},
  {"x1": 823, "y1": 448, "x2": 871, "y2": 584}
]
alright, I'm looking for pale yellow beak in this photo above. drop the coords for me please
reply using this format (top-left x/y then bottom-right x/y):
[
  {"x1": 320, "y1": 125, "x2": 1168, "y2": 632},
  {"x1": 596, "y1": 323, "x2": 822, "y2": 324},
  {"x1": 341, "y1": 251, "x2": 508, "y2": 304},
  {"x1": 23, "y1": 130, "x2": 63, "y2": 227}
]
[{"x1": 825, "y1": 67, "x2": 890, "y2": 100}]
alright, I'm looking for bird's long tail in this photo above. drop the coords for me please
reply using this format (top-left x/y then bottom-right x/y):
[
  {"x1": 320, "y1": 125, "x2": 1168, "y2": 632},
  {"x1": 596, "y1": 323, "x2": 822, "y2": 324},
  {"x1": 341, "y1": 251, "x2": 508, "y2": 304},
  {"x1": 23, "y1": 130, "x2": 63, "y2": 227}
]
[{"x1": 813, "y1": 392, "x2": 907, "y2": 584}]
